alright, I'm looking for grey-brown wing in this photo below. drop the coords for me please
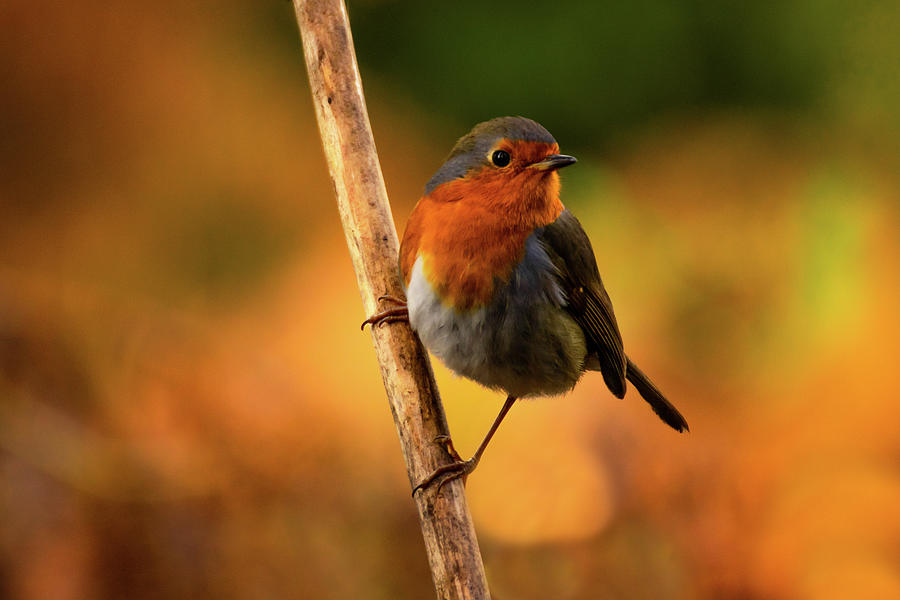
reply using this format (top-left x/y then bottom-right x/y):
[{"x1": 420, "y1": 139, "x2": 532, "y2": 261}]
[{"x1": 538, "y1": 210, "x2": 627, "y2": 398}]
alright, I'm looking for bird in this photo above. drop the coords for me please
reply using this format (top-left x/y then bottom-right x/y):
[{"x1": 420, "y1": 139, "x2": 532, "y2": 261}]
[{"x1": 363, "y1": 116, "x2": 687, "y2": 493}]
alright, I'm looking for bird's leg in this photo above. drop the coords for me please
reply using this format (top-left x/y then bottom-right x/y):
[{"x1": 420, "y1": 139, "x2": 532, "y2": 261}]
[
  {"x1": 361, "y1": 294, "x2": 409, "y2": 330},
  {"x1": 413, "y1": 396, "x2": 518, "y2": 496}
]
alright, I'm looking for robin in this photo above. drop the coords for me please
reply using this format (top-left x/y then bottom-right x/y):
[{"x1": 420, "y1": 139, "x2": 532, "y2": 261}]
[{"x1": 364, "y1": 116, "x2": 687, "y2": 493}]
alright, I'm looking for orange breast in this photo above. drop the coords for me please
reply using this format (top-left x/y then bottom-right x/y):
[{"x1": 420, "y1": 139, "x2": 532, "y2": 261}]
[{"x1": 401, "y1": 165, "x2": 563, "y2": 310}]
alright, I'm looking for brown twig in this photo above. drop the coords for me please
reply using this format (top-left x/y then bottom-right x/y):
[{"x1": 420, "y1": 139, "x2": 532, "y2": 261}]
[{"x1": 292, "y1": 1, "x2": 491, "y2": 598}]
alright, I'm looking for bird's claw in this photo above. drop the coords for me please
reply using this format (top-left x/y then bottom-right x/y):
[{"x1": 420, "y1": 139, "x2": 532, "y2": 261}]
[
  {"x1": 433, "y1": 434, "x2": 463, "y2": 462},
  {"x1": 376, "y1": 294, "x2": 406, "y2": 306},
  {"x1": 412, "y1": 457, "x2": 478, "y2": 497},
  {"x1": 360, "y1": 310, "x2": 409, "y2": 330},
  {"x1": 360, "y1": 295, "x2": 409, "y2": 330}
]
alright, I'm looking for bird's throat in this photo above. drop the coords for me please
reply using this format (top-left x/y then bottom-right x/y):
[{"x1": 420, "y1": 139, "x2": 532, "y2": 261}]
[{"x1": 402, "y1": 176, "x2": 564, "y2": 310}]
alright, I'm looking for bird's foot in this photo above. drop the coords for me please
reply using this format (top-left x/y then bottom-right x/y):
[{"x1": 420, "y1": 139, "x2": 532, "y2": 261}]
[
  {"x1": 374, "y1": 294, "x2": 406, "y2": 306},
  {"x1": 412, "y1": 455, "x2": 479, "y2": 497},
  {"x1": 361, "y1": 295, "x2": 409, "y2": 330},
  {"x1": 433, "y1": 434, "x2": 463, "y2": 462}
]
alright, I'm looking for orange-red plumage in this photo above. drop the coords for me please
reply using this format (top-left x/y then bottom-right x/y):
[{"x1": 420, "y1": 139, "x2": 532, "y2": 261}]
[{"x1": 400, "y1": 140, "x2": 564, "y2": 309}]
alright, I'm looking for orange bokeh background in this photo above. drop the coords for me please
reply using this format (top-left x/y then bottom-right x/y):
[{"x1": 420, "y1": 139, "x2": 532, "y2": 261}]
[{"x1": 2, "y1": 2, "x2": 899, "y2": 599}]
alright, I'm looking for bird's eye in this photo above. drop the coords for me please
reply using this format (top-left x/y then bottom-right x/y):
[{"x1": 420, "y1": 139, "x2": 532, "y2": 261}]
[{"x1": 491, "y1": 150, "x2": 511, "y2": 167}]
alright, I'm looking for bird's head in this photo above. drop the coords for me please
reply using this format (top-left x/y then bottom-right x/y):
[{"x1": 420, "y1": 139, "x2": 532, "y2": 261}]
[{"x1": 424, "y1": 117, "x2": 576, "y2": 218}]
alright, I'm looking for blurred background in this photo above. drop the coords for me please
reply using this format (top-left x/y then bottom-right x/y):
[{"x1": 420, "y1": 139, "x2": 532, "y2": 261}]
[{"x1": 2, "y1": 1, "x2": 899, "y2": 598}]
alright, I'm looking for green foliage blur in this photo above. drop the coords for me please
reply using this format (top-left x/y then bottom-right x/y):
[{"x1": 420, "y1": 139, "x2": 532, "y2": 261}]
[{"x1": 346, "y1": 0, "x2": 900, "y2": 150}]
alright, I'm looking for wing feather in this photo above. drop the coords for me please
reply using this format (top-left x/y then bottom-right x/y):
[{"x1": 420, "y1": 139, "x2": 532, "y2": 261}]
[{"x1": 538, "y1": 210, "x2": 627, "y2": 397}]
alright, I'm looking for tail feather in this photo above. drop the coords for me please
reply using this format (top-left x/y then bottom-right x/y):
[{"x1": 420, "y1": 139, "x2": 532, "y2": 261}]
[{"x1": 625, "y1": 357, "x2": 689, "y2": 433}]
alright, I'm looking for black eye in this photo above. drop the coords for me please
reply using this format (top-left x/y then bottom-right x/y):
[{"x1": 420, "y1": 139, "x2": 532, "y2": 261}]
[{"x1": 491, "y1": 150, "x2": 511, "y2": 167}]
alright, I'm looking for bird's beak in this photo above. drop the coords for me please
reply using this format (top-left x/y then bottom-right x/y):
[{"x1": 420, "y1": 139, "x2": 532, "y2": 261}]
[{"x1": 529, "y1": 154, "x2": 577, "y2": 171}]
